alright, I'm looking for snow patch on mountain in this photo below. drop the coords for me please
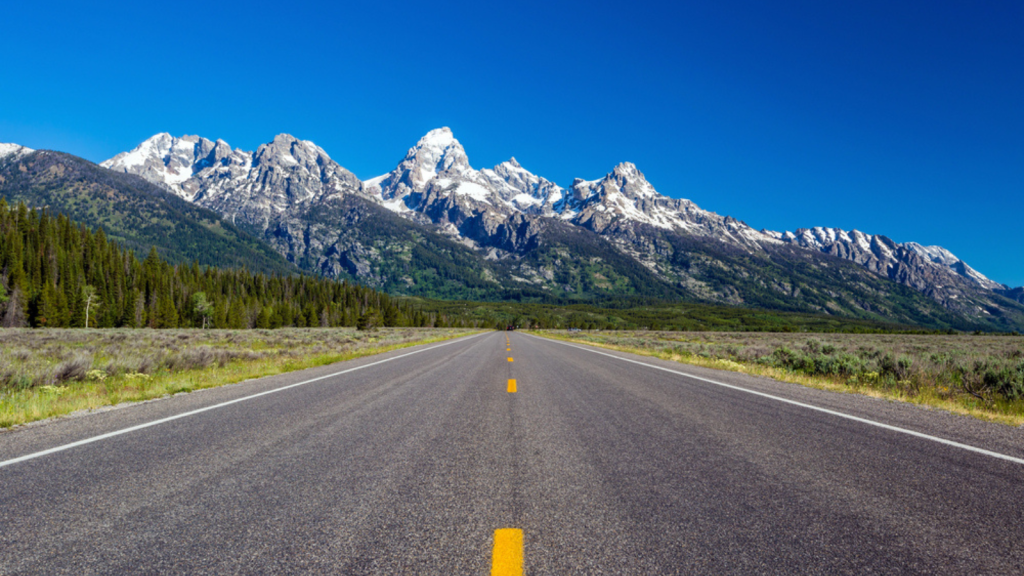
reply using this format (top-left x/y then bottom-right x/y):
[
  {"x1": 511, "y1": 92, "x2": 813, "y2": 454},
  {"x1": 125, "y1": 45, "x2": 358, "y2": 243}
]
[
  {"x1": 905, "y1": 242, "x2": 1004, "y2": 290},
  {"x1": 765, "y1": 226, "x2": 1006, "y2": 291},
  {"x1": 101, "y1": 133, "x2": 225, "y2": 200},
  {"x1": 478, "y1": 157, "x2": 565, "y2": 215},
  {"x1": 0, "y1": 143, "x2": 35, "y2": 161},
  {"x1": 562, "y1": 161, "x2": 768, "y2": 248},
  {"x1": 102, "y1": 132, "x2": 366, "y2": 228}
]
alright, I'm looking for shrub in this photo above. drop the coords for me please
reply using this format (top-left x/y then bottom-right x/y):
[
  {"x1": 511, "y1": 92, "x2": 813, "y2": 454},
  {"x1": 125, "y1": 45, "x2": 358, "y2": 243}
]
[
  {"x1": 983, "y1": 362, "x2": 1024, "y2": 400},
  {"x1": 165, "y1": 346, "x2": 217, "y2": 371},
  {"x1": 136, "y1": 353, "x2": 163, "y2": 375},
  {"x1": 53, "y1": 355, "x2": 92, "y2": 383},
  {"x1": 804, "y1": 340, "x2": 821, "y2": 354},
  {"x1": 878, "y1": 353, "x2": 913, "y2": 380}
]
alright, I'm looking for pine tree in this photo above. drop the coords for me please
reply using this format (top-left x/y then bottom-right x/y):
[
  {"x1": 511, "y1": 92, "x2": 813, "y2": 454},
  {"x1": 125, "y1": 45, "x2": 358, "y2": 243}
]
[
  {"x1": 256, "y1": 306, "x2": 272, "y2": 329},
  {"x1": 156, "y1": 293, "x2": 178, "y2": 329}
]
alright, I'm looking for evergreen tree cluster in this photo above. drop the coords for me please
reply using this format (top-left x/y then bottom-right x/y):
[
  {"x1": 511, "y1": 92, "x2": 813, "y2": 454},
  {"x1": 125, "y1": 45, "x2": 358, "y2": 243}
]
[{"x1": 0, "y1": 200, "x2": 452, "y2": 329}]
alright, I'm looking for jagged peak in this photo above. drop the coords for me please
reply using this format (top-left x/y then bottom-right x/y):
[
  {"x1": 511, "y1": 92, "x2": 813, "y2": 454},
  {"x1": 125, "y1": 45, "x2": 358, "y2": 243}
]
[
  {"x1": 600, "y1": 161, "x2": 659, "y2": 199},
  {"x1": 401, "y1": 127, "x2": 467, "y2": 164},
  {"x1": 612, "y1": 161, "x2": 641, "y2": 176},
  {"x1": 392, "y1": 127, "x2": 472, "y2": 186},
  {"x1": 143, "y1": 132, "x2": 209, "y2": 146},
  {"x1": 507, "y1": 157, "x2": 521, "y2": 169},
  {"x1": 257, "y1": 133, "x2": 332, "y2": 160},
  {"x1": 416, "y1": 127, "x2": 458, "y2": 150}
]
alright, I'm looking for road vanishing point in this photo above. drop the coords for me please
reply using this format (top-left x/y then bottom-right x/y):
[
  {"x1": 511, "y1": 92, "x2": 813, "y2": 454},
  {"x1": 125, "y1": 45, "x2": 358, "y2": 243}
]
[{"x1": 2, "y1": 332, "x2": 1023, "y2": 574}]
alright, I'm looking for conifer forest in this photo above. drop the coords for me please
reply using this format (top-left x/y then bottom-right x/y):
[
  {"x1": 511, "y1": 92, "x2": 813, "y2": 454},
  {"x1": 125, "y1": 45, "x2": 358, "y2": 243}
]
[{"x1": 0, "y1": 200, "x2": 442, "y2": 329}]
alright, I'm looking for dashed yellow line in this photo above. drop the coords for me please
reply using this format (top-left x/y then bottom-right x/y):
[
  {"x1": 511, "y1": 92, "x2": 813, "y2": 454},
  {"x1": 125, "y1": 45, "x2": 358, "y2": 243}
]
[
  {"x1": 507, "y1": 379, "x2": 517, "y2": 393},
  {"x1": 491, "y1": 528, "x2": 523, "y2": 576},
  {"x1": 508, "y1": 357, "x2": 514, "y2": 362}
]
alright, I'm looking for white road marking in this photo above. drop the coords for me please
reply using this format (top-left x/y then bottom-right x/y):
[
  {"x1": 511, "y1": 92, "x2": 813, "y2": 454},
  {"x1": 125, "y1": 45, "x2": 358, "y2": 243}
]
[
  {"x1": 0, "y1": 333, "x2": 487, "y2": 469},
  {"x1": 532, "y1": 335, "x2": 1024, "y2": 467}
]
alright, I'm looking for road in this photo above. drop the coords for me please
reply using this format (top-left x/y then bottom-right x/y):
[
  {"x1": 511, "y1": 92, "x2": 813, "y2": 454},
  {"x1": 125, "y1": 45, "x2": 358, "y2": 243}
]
[{"x1": 1, "y1": 331, "x2": 1023, "y2": 574}]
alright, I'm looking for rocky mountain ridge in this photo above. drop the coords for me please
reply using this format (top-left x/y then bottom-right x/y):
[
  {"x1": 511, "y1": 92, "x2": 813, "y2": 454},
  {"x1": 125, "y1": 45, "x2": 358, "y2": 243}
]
[
  {"x1": 2, "y1": 129, "x2": 1019, "y2": 330},
  {"x1": 102, "y1": 133, "x2": 367, "y2": 232},
  {"x1": 764, "y1": 227, "x2": 1005, "y2": 291},
  {"x1": 760, "y1": 226, "x2": 1020, "y2": 320}
]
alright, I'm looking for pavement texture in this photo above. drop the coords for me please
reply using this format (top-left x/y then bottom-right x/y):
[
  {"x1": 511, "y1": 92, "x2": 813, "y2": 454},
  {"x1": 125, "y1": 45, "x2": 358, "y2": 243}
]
[{"x1": 1, "y1": 331, "x2": 1023, "y2": 574}]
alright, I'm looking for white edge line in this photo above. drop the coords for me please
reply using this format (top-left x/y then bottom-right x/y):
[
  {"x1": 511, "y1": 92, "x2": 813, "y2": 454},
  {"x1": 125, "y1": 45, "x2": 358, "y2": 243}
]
[
  {"x1": 0, "y1": 332, "x2": 487, "y2": 469},
  {"x1": 528, "y1": 334, "x2": 1024, "y2": 467}
]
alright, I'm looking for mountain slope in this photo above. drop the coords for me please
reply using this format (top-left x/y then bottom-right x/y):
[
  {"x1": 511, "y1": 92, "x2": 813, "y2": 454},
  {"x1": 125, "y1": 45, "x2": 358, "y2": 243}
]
[
  {"x1": 98, "y1": 129, "x2": 1023, "y2": 331},
  {"x1": 0, "y1": 150, "x2": 297, "y2": 275},
  {"x1": 762, "y1": 226, "x2": 1024, "y2": 329}
]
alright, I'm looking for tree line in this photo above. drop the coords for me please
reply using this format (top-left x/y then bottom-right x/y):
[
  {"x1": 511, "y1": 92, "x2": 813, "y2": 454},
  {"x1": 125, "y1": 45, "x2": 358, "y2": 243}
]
[{"x1": 0, "y1": 200, "x2": 466, "y2": 329}]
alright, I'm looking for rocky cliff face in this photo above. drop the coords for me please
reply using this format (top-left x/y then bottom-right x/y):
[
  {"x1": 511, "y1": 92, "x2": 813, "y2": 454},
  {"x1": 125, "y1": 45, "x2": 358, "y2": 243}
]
[
  {"x1": 92, "y1": 129, "x2": 1023, "y2": 330},
  {"x1": 102, "y1": 133, "x2": 367, "y2": 230}
]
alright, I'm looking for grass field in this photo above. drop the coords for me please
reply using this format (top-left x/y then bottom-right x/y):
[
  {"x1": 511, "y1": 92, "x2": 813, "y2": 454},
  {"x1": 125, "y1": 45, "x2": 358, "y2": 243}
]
[
  {"x1": 534, "y1": 330, "x2": 1024, "y2": 426},
  {"x1": 0, "y1": 328, "x2": 478, "y2": 429}
]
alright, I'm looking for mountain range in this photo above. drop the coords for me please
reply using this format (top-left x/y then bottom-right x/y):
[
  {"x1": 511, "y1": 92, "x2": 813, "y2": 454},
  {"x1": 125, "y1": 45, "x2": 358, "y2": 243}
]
[{"x1": 2, "y1": 129, "x2": 1021, "y2": 331}]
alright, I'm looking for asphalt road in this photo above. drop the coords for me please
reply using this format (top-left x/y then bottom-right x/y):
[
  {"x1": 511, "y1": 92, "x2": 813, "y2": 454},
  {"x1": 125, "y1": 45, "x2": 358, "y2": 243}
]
[{"x1": 2, "y1": 331, "x2": 1023, "y2": 574}]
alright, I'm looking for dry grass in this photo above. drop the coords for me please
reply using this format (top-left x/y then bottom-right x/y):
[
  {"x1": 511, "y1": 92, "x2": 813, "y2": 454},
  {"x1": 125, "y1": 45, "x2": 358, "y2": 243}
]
[
  {"x1": 532, "y1": 330, "x2": 1024, "y2": 426},
  {"x1": 0, "y1": 328, "x2": 480, "y2": 428}
]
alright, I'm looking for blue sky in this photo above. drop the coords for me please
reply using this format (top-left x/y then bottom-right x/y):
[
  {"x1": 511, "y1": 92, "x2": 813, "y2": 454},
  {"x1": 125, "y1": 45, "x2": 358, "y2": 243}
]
[{"x1": 2, "y1": 1, "x2": 1021, "y2": 285}]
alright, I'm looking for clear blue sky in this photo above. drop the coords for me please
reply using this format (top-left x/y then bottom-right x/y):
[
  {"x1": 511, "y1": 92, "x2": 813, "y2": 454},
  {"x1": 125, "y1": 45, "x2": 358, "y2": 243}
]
[{"x1": 2, "y1": 1, "x2": 1021, "y2": 286}]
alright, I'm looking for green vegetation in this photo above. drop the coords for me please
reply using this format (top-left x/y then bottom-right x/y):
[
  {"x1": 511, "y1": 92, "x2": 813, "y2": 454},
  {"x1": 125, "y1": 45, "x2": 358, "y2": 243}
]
[
  {"x1": 0, "y1": 199, "x2": 471, "y2": 329},
  {"x1": 294, "y1": 197, "x2": 511, "y2": 301},
  {"x1": 0, "y1": 327, "x2": 477, "y2": 428},
  {"x1": 535, "y1": 330, "x2": 1024, "y2": 425},
  {"x1": 1, "y1": 197, "x2": 1008, "y2": 336},
  {"x1": 412, "y1": 297, "x2": 929, "y2": 333}
]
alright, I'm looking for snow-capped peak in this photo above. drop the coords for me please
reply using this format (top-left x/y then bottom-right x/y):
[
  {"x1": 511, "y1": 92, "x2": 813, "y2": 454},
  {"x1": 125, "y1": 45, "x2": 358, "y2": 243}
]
[
  {"x1": 101, "y1": 133, "x2": 218, "y2": 193},
  {"x1": 904, "y1": 242, "x2": 1005, "y2": 290},
  {"x1": 0, "y1": 143, "x2": 34, "y2": 161},
  {"x1": 400, "y1": 127, "x2": 471, "y2": 188},
  {"x1": 480, "y1": 157, "x2": 565, "y2": 214},
  {"x1": 612, "y1": 161, "x2": 639, "y2": 177},
  {"x1": 417, "y1": 126, "x2": 457, "y2": 150},
  {"x1": 255, "y1": 134, "x2": 334, "y2": 168},
  {"x1": 365, "y1": 127, "x2": 476, "y2": 205},
  {"x1": 608, "y1": 162, "x2": 659, "y2": 199},
  {"x1": 905, "y1": 242, "x2": 960, "y2": 267}
]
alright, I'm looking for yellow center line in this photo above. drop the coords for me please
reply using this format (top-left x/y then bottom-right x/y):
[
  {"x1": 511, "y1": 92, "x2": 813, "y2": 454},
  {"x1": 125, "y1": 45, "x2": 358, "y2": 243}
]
[
  {"x1": 507, "y1": 379, "x2": 517, "y2": 393},
  {"x1": 507, "y1": 348, "x2": 511, "y2": 351},
  {"x1": 491, "y1": 528, "x2": 523, "y2": 576},
  {"x1": 508, "y1": 357, "x2": 514, "y2": 362}
]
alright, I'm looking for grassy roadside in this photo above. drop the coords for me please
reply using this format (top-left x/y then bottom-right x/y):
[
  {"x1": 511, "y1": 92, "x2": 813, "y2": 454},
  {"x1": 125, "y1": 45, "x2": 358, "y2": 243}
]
[
  {"x1": 0, "y1": 328, "x2": 482, "y2": 429},
  {"x1": 529, "y1": 330, "x2": 1024, "y2": 427}
]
